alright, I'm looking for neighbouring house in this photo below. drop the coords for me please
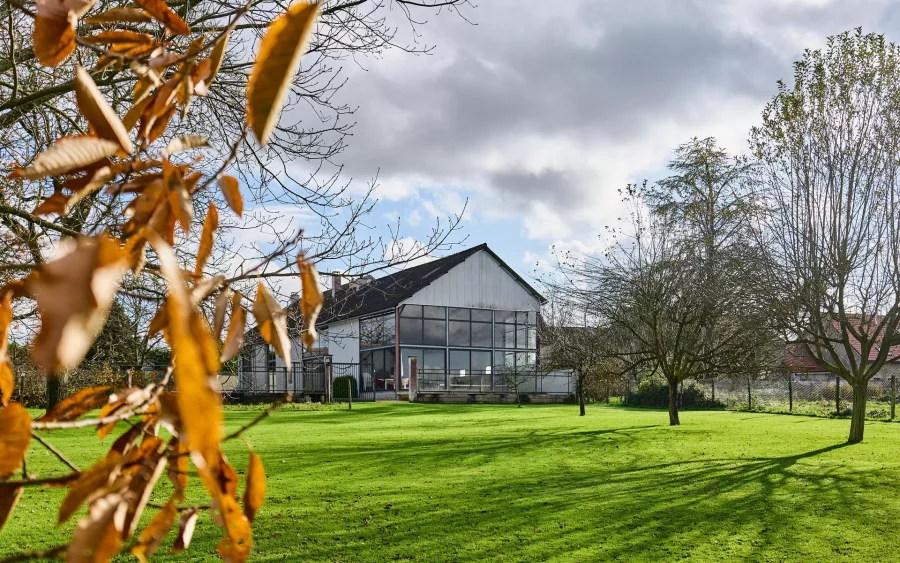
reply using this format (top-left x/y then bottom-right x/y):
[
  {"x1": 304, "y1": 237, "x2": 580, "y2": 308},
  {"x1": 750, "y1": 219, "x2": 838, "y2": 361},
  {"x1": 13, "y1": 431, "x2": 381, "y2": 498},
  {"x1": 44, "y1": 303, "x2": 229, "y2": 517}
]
[
  {"x1": 237, "y1": 244, "x2": 575, "y2": 402},
  {"x1": 782, "y1": 315, "x2": 900, "y2": 383}
]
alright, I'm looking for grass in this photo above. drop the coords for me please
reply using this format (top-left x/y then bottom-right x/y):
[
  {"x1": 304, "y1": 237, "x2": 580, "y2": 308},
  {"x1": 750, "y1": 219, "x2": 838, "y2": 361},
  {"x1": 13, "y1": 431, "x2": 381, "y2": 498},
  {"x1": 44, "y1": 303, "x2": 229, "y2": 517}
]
[{"x1": 4, "y1": 403, "x2": 900, "y2": 562}]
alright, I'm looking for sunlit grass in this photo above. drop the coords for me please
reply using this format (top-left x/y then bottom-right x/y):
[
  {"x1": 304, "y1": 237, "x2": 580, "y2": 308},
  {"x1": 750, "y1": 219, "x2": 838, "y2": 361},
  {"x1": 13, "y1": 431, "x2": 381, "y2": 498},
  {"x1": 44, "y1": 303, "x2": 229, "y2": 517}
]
[{"x1": 4, "y1": 403, "x2": 900, "y2": 561}]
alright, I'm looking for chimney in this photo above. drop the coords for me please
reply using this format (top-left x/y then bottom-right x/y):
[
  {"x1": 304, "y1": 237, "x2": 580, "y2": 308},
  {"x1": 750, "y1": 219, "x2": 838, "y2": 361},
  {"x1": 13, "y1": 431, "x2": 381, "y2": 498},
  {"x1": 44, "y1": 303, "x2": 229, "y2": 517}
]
[{"x1": 331, "y1": 273, "x2": 343, "y2": 295}]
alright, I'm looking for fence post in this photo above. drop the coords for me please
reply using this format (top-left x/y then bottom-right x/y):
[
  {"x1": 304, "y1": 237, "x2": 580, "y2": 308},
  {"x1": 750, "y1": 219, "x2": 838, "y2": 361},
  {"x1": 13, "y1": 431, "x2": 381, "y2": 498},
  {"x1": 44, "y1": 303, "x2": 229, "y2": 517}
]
[
  {"x1": 409, "y1": 357, "x2": 417, "y2": 403},
  {"x1": 892, "y1": 375, "x2": 896, "y2": 420},
  {"x1": 711, "y1": 380, "x2": 715, "y2": 403},
  {"x1": 835, "y1": 376, "x2": 840, "y2": 415},
  {"x1": 325, "y1": 359, "x2": 333, "y2": 403},
  {"x1": 788, "y1": 376, "x2": 793, "y2": 413}
]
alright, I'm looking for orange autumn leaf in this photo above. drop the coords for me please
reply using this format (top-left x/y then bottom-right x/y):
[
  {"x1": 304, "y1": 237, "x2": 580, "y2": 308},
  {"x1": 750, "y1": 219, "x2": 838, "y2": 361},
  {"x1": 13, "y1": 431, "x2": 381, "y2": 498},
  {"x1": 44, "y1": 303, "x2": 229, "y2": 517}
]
[
  {"x1": 297, "y1": 254, "x2": 324, "y2": 350},
  {"x1": 246, "y1": 1, "x2": 319, "y2": 145},
  {"x1": 0, "y1": 486, "x2": 23, "y2": 532},
  {"x1": 83, "y1": 7, "x2": 152, "y2": 24},
  {"x1": 74, "y1": 66, "x2": 134, "y2": 153},
  {"x1": 208, "y1": 28, "x2": 232, "y2": 85},
  {"x1": 167, "y1": 438, "x2": 189, "y2": 501},
  {"x1": 132, "y1": 499, "x2": 178, "y2": 562},
  {"x1": 252, "y1": 283, "x2": 291, "y2": 370},
  {"x1": 38, "y1": 385, "x2": 112, "y2": 422},
  {"x1": 150, "y1": 235, "x2": 221, "y2": 473},
  {"x1": 196, "y1": 204, "x2": 218, "y2": 276},
  {"x1": 32, "y1": 13, "x2": 76, "y2": 67},
  {"x1": 135, "y1": 0, "x2": 190, "y2": 35},
  {"x1": 221, "y1": 291, "x2": 245, "y2": 362},
  {"x1": 0, "y1": 291, "x2": 14, "y2": 407},
  {"x1": 27, "y1": 235, "x2": 128, "y2": 374},
  {"x1": 217, "y1": 175, "x2": 243, "y2": 217},
  {"x1": 243, "y1": 451, "x2": 265, "y2": 523},
  {"x1": 80, "y1": 30, "x2": 155, "y2": 45},
  {"x1": 215, "y1": 494, "x2": 252, "y2": 563},
  {"x1": 213, "y1": 287, "x2": 231, "y2": 342},
  {"x1": 0, "y1": 403, "x2": 30, "y2": 479}
]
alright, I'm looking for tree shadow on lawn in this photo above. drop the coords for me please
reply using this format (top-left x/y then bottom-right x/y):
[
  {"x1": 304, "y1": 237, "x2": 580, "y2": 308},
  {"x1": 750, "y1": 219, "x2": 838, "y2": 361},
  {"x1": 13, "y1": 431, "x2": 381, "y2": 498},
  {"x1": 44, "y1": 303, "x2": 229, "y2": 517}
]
[{"x1": 237, "y1": 417, "x2": 880, "y2": 562}]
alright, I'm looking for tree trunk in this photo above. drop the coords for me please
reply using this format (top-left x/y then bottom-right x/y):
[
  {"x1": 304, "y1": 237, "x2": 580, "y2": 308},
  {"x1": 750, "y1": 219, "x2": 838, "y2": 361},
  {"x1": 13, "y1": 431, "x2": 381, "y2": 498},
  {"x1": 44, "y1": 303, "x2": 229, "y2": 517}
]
[
  {"x1": 578, "y1": 374, "x2": 586, "y2": 416},
  {"x1": 848, "y1": 380, "x2": 868, "y2": 444},
  {"x1": 46, "y1": 374, "x2": 65, "y2": 411},
  {"x1": 668, "y1": 378, "x2": 680, "y2": 426}
]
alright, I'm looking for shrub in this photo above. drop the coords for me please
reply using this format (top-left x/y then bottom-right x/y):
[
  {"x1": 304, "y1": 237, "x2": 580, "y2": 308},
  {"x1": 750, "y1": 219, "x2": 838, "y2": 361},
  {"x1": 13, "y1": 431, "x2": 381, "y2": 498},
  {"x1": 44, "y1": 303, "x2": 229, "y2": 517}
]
[
  {"x1": 333, "y1": 375, "x2": 358, "y2": 399},
  {"x1": 625, "y1": 377, "x2": 723, "y2": 409}
]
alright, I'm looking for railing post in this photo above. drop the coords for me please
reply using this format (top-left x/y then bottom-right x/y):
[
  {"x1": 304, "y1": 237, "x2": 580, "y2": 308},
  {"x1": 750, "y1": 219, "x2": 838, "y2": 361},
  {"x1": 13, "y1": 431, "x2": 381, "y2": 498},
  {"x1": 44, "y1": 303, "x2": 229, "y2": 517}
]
[
  {"x1": 835, "y1": 376, "x2": 840, "y2": 415},
  {"x1": 747, "y1": 377, "x2": 752, "y2": 410},
  {"x1": 892, "y1": 375, "x2": 896, "y2": 420},
  {"x1": 788, "y1": 376, "x2": 793, "y2": 413},
  {"x1": 711, "y1": 380, "x2": 715, "y2": 403}
]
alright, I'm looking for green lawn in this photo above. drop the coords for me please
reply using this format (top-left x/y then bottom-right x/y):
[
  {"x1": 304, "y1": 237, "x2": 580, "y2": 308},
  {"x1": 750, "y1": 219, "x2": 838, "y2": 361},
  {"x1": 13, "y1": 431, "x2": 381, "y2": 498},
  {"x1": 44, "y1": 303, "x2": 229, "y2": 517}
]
[{"x1": 4, "y1": 403, "x2": 900, "y2": 562}]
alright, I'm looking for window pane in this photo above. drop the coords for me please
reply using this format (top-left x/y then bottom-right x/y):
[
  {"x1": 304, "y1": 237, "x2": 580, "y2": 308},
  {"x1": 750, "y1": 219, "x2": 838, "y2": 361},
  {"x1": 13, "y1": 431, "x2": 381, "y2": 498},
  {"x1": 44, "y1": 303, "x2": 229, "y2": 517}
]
[
  {"x1": 448, "y1": 320, "x2": 470, "y2": 346},
  {"x1": 516, "y1": 326, "x2": 527, "y2": 349},
  {"x1": 360, "y1": 313, "x2": 395, "y2": 348},
  {"x1": 527, "y1": 327, "x2": 537, "y2": 349},
  {"x1": 495, "y1": 323, "x2": 515, "y2": 349},
  {"x1": 424, "y1": 306, "x2": 445, "y2": 319},
  {"x1": 516, "y1": 311, "x2": 528, "y2": 323},
  {"x1": 494, "y1": 351, "x2": 515, "y2": 368},
  {"x1": 449, "y1": 307, "x2": 470, "y2": 320},
  {"x1": 424, "y1": 349, "x2": 445, "y2": 371},
  {"x1": 526, "y1": 311, "x2": 537, "y2": 325},
  {"x1": 399, "y1": 305, "x2": 422, "y2": 318},
  {"x1": 471, "y1": 322, "x2": 492, "y2": 347},
  {"x1": 449, "y1": 350, "x2": 469, "y2": 372},
  {"x1": 423, "y1": 319, "x2": 447, "y2": 346},
  {"x1": 496, "y1": 310, "x2": 515, "y2": 323},
  {"x1": 399, "y1": 317, "x2": 422, "y2": 345},
  {"x1": 471, "y1": 351, "x2": 492, "y2": 371},
  {"x1": 471, "y1": 309, "x2": 492, "y2": 322},
  {"x1": 385, "y1": 349, "x2": 396, "y2": 376}
]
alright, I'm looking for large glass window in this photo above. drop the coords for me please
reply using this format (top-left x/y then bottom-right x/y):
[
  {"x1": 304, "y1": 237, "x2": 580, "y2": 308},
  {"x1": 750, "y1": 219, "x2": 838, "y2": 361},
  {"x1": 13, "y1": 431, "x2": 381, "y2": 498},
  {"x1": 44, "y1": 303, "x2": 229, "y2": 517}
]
[
  {"x1": 359, "y1": 313, "x2": 395, "y2": 349},
  {"x1": 448, "y1": 308, "x2": 492, "y2": 348},
  {"x1": 361, "y1": 348, "x2": 396, "y2": 391},
  {"x1": 401, "y1": 347, "x2": 446, "y2": 390},
  {"x1": 495, "y1": 310, "x2": 534, "y2": 350},
  {"x1": 398, "y1": 304, "x2": 446, "y2": 346}
]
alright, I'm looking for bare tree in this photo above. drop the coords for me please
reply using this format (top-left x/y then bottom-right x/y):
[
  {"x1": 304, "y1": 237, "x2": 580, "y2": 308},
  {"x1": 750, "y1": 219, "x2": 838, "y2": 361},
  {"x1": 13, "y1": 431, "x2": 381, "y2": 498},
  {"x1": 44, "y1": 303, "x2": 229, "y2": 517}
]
[{"x1": 751, "y1": 29, "x2": 900, "y2": 443}]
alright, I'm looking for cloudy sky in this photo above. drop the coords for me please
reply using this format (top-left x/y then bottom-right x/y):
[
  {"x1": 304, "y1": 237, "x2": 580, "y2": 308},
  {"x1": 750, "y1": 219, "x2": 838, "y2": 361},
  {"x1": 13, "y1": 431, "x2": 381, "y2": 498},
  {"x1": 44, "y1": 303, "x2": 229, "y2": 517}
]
[{"x1": 292, "y1": 0, "x2": 900, "y2": 283}]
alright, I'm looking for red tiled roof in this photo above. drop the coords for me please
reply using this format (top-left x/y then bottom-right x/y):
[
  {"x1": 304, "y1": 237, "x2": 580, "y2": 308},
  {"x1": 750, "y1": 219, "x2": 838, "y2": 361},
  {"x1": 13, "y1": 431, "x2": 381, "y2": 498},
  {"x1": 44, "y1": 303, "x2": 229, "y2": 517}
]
[
  {"x1": 830, "y1": 314, "x2": 900, "y2": 362},
  {"x1": 784, "y1": 343, "x2": 825, "y2": 371}
]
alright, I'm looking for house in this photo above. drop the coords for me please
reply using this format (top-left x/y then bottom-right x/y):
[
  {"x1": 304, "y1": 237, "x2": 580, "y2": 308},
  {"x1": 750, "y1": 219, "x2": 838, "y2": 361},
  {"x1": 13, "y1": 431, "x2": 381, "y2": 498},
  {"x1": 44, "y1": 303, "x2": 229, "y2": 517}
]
[
  {"x1": 237, "y1": 244, "x2": 574, "y2": 401},
  {"x1": 782, "y1": 315, "x2": 900, "y2": 382}
]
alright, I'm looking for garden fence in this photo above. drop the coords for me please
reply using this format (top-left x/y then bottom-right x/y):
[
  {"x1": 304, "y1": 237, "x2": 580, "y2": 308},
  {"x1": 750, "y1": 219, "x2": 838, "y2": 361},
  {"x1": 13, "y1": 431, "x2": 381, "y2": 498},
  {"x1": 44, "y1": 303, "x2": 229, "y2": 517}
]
[{"x1": 627, "y1": 375, "x2": 900, "y2": 419}]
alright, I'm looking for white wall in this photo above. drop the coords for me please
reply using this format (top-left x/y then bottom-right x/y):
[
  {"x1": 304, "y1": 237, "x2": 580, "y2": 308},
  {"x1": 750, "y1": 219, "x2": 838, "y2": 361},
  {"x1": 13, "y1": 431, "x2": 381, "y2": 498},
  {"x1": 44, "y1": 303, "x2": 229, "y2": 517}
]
[
  {"x1": 303, "y1": 318, "x2": 359, "y2": 364},
  {"x1": 403, "y1": 250, "x2": 542, "y2": 312}
]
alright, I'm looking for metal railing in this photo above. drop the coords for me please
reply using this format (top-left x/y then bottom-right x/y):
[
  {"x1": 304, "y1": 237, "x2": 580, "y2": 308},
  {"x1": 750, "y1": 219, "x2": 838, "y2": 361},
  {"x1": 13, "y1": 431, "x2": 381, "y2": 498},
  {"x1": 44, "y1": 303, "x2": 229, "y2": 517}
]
[{"x1": 416, "y1": 369, "x2": 574, "y2": 394}]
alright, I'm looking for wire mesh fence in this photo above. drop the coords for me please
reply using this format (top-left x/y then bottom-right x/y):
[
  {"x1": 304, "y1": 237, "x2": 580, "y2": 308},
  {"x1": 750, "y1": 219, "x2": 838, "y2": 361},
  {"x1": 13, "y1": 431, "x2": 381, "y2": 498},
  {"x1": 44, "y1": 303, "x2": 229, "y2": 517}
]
[{"x1": 626, "y1": 374, "x2": 900, "y2": 419}]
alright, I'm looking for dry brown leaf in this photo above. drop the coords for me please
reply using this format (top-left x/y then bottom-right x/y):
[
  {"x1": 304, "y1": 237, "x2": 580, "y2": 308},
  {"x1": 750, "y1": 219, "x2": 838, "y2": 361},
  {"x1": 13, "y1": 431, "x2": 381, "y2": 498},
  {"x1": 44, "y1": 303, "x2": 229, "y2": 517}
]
[
  {"x1": 15, "y1": 136, "x2": 119, "y2": 181},
  {"x1": 171, "y1": 507, "x2": 198, "y2": 554},
  {"x1": 0, "y1": 290, "x2": 15, "y2": 407},
  {"x1": 246, "y1": 1, "x2": 320, "y2": 145},
  {"x1": 135, "y1": 0, "x2": 190, "y2": 35},
  {"x1": 58, "y1": 452, "x2": 123, "y2": 524},
  {"x1": 217, "y1": 175, "x2": 243, "y2": 217},
  {"x1": 148, "y1": 105, "x2": 176, "y2": 144},
  {"x1": 33, "y1": 191, "x2": 71, "y2": 216},
  {"x1": 297, "y1": 255, "x2": 324, "y2": 350},
  {"x1": 163, "y1": 135, "x2": 209, "y2": 156},
  {"x1": 163, "y1": 160, "x2": 192, "y2": 233},
  {"x1": 243, "y1": 451, "x2": 265, "y2": 523},
  {"x1": 213, "y1": 287, "x2": 231, "y2": 342},
  {"x1": 132, "y1": 499, "x2": 178, "y2": 562},
  {"x1": 38, "y1": 385, "x2": 112, "y2": 422},
  {"x1": 150, "y1": 235, "x2": 222, "y2": 474},
  {"x1": 208, "y1": 28, "x2": 232, "y2": 85},
  {"x1": 0, "y1": 486, "x2": 23, "y2": 532},
  {"x1": 35, "y1": 0, "x2": 96, "y2": 19},
  {"x1": 32, "y1": 13, "x2": 76, "y2": 67},
  {"x1": 74, "y1": 66, "x2": 134, "y2": 153},
  {"x1": 221, "y1": 291, "x2": 245, "y2": 362},
  {"x1": 0, "y1": 403, "x2": 31, "y2": 479},
  {"x1": 123, "y1": 96, "x2": 154, "y2": 132},
  {"x1": 196, "y1": 204, "x2": 218, "y2": 276},
  {"x1": 121, "y1": 443, "x2": 167, "y2": 538},
  {"x1": 84, "y1": 7, "x2": 152, "y2": 23},
  {"x1": 252, "y1": 283, "x2": 291, "y2": 370},
  {"x1": 27, "y1": 235, "x2": 128, "y2": 374},
  {"x1": 81, "y1": 30, "x2": 155, "y2": 44},
  {"x1": 67, "y1": 493, "x2": 128, "y2": 563}
]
